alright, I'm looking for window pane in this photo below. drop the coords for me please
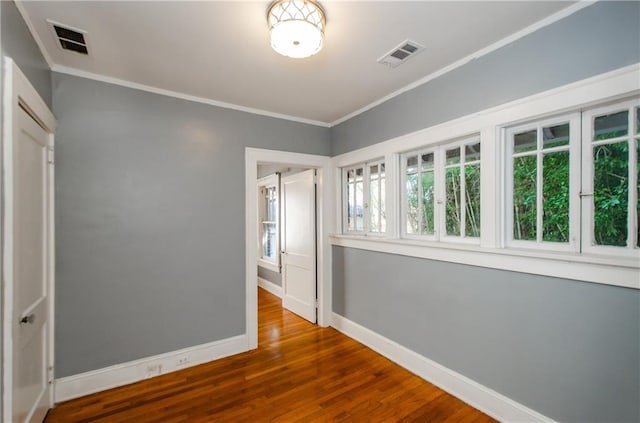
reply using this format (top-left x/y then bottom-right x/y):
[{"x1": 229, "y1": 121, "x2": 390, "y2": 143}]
[
  {"x1": 542, "y1": 151, "x2": 569, "y2": 242},
  {"x1": 422, "y1": 171, "x2": 435, "y2": 235},
  {"x1": 636, "y1": 108, "x2": 640, "y2": 134},
  {"x1": 347, "y1": 181, "x2": 354, "y2": 231},
  {"x1": 370, "y1": 177, "x2": 379, "y2": 232},
  {"x1": 380, "y1": 171, "x2": 386, "y2": 233},
  {"x1": 637, "y1": 139, "x2": 639, "y2": 247},
  {"x1": 445, "y1": 167, "x2": 461, "y2": 236},
  {"x1": 543, "y1": 123, "x2": 569, "y2": 149},
  {"x1": 514, "y1": 129, "x2": 537, "y2": 153},
  {"x1": 421, "y1": 153, "x2": 434, "y2": 171},
  {"x1": 347, "y1": 169, "x2": 355, "y2": 183},
  {"x1": 446, "y1": 147, "x2": 461, "y2": 165},
  {"x1": 465, "y1": 164, "x2": 481, "y2": 237},
  {"x1": 262, "y1": 222, "x2": 277, "y2": 260},
  {"x1": 465, "y1": 143, "x2": 481, "y2": 162},
  {"x1": 355, "y1": 175, "x2": 364, "y2": 231},
  {"x1": 406, "y1": 173, "x2": 419, "y2": 234},
  {"x1": 407, "y1": 156, "x2": 418, "y2": 173},
  {"x1": 513, "y1": 155, "x2": 537, "y2": 240},
  {"x1": 594, "y1": 111, "x2": 628, "y2": 140},
  {"x1": 593, "y1": 142, "x2": 628, "y2": 246},
  {"x1": 370, "y1": 164, "x2": 379, "y2": 176}
]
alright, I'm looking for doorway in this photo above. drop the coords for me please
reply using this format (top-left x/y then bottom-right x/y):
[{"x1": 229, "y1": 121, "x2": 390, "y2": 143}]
[
  {"x1": 257, "y1": 166, "x2": 317, "y2": 323},
  {"x1": 2, "y1": 59, "x2": 57, "y2": 423},
  {"x1": 245, "y1": 148, "x2": 332, "y2": 350}
]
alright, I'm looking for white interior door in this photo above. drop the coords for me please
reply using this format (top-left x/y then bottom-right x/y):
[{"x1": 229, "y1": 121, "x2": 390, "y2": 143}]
[
  {"x1": 281, "y1": 169, "x2": 316, "y2": 323},
  {"x1": 7, "y1": 107, "x2": 52, "y2": 423}
]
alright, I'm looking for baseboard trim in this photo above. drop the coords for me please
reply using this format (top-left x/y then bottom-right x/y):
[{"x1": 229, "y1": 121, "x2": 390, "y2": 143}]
[
  {"x1": 54, "y1": 334, "x2": 248, "y2": 403},
  {"x1": 258, "y1": 277, "x2": 282, "y2": 298},
  {"x1": 331, "y1": 313, "x2": 554, "y2": 423}
]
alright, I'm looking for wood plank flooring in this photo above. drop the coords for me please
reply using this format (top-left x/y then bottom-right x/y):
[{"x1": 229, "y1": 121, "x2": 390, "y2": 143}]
[{"x1": 46, "y1": 288, "x2": 496, "y2": 422}]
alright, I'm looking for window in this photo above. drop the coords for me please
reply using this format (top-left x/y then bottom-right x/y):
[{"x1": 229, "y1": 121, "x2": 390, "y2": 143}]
[
  {"x1": 506, "y1": 115, "x2": 580, "y2": 250},
  {"x1": 505, "y1": 98, "x2": 640, "y2": 256},
  {"x1": 582, "y1": 99, "x2": 639, "y2": 254},
  {"x1": 258, "y1": 174, "x2": 279, "y2": 270},
  {"x1": 401, "y1": 136, "x2": 481, "y2": 241},
  {"x1": 343, "y1": 160, "x2": 386, "y2": 234}
]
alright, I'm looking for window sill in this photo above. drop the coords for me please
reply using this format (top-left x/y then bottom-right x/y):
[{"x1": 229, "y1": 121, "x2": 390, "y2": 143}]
[
  {"x1": 329, "y1": 234, "x2": 639, "y2": 290},
  {"x1": 257, "y1": 259, "x2": 279, "y2": 273}
]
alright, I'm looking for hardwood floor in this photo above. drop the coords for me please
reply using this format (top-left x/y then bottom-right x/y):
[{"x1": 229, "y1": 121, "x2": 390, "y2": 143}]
[{"x1": 46, "y1": 288, "x2": 496, "y2": 422}]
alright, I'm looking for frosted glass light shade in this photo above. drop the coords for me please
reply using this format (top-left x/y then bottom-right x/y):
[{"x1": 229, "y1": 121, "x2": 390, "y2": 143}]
[{"x1": 268, "y1": 0, "x2": 325, "y2": 59}]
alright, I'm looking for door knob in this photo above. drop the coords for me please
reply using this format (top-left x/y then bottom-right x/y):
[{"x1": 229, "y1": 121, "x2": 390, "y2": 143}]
[{"x1": 20, "y1": 314, "x2": 35, "y2": 325}]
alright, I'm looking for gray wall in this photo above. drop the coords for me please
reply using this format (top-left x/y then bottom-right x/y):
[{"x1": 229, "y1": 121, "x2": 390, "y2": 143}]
[
  {"x1": 53, "y1": 72, "x2": 329, "y2": 377},
  {"x1": 258, "y1": 266, "x2": 281, "y2": 287},
  {"x1": 1, "y1": 0, "x2": 51, "y2": 108},
  {"x1": 331, "y1": 1, "x2": 640, "y2": 155},
  {"x1": 332, "y1": 247, "x2": 640, "y2": 422},
  {"x1": 329, "y1": 2, "x2": 640, "y2": 422}
]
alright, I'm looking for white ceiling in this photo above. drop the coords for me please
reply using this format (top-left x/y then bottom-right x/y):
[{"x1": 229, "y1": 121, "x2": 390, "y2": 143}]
[{"x1": 19, "y1": 1, "x2": 576, "y2": 125}]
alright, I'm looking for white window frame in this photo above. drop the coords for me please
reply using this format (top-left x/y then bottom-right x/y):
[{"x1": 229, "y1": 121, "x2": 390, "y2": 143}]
[
  {"x1": 257, "y1": 174, "x2": 279, "y2": 272},
  {"x1": 329, "y1": 64, "x2": 640, "y2": 289},
  {"x1": 581, "y1": 98, "x2": 640, "y2": 257},
  {"x1": 504, "y1": 113, "x2": 581, "y2": 252},
  {"x1": 400, "y1": 146, "x2": 439, "y2": 241},
  {"x1": 440, "y1": 138, "x2": 482, "y2": 243},
  {"x1": 400, "y1": 135, "x2": 481, "y2": 244},
  {"x1": 366, "y1": 159, "x2": 386, "y2": 235},
  {"x1": 342, "y1": 159, "x2": 386, "y2": 235}
]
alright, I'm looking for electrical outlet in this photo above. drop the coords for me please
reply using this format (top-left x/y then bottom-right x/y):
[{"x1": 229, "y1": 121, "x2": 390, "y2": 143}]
[
  {"x1": 146, "y1": 363, "x2": 162, "y2": 377},
  {"x1": 177, "y1": 356, "x2": 189, "y2": 367}
]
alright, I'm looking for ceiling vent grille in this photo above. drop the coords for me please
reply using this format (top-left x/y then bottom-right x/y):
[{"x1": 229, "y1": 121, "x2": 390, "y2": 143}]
[
  {"x1": 48, "y1": 20, "x2": 88, "y2": 55},
  {"x1": 378, "y1": 40, "x2": 424, "y2": 68}
]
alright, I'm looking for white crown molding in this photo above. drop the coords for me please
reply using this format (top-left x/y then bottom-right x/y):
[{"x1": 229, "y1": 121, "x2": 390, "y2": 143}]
[
  {"x1": 54, "y1": 334, "x2": 248, "y2": 403},
  {"x1": 16, "y1": 0, "x2": 594, "y2": 129},
  {"x1": 329, "y1": 0, "x2": 596, "y2": 127},
  {"x1": 14, "y1": 0, "x2": 54, "y2": 69},
  {"x1": 51, "y1": 65, "x2": 331, "y2": 127},
  {"x1": 331, "y1": 313, "x2": 556, "y2": 423}
]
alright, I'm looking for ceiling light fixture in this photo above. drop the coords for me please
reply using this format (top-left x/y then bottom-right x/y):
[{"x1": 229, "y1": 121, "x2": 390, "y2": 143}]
[{"x1": 267, "y1": 0, "x2": 326, "y2": 59}]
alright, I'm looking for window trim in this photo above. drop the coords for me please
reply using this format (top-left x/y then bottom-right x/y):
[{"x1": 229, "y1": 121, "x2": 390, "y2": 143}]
[
  {"x1": 330, "y1": 64, "x2": 640, "y2": 290},
  {"x1": 400, "y1": 135, "x2": 482, "y2": 244},
  {"x1": 342, "y1": 159, "x2": 386, "y2": 235},
  {"x1": 504, "y1": 113, "x2": 581, "y2": 252},
  {"x1": 257, "y1": 174, "x2": 280, "y2": 272},
  {"x1": 581, "y1": 98, "x2": 640, "y2": 257}
]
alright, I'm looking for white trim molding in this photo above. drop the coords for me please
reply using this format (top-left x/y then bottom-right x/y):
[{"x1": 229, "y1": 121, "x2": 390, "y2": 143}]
[
  {"x1": 245, "y1": 148, "x2": 333, "y2": 350},
  {"x1": 331, "y1": 313, "x2": 555, "y2": 423},
  {"x1": 331, "y1": 64, "x2": 640, "y2": 290},
  {"x1": 54, "y1": 334, "x2": 248, "y2": 403},
  {"x1": 329, "y1": 1, "x2": 595, "y2": 126},
  {"x1": 51, "y1": 65, "x2": 330, "y2": 128},
  {"x1": 258, "y1": 277, "x2": 283, "y2": 298}
]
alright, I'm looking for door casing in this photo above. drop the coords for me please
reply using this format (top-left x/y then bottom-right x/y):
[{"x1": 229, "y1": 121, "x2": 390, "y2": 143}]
[
  {"x1": 245, "y1": 148, "x2": 332, "y2": 349},
  {"x1": 2, "y1": 57, "x2": 57, "y2": 421}
]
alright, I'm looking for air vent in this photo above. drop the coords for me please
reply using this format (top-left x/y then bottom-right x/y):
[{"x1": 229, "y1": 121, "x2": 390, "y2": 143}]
[
  {"x1": 378, "y1": 40, "x2": 424, "y2": 68},
  {"x1": 48, "y1": 20, "x2": 88, "y2": 55}
]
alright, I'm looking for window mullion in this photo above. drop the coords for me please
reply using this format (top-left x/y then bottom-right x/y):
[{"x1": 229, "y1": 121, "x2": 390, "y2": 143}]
[
  {"x1": 460, "y1": 146, "x2": 467, "y2": 238},
  {"x1": 418, "y1": 154, "x2": 424, "y2": 235},
  {"x1": 536, "y1": 129, "x2": 543, "y2": 244},
  {"x1": 627, "y1": 113, "x2": 637, "y2": 248},
  {"x1": 364, "y1": 164, "x2": 370, "y2": 233}
]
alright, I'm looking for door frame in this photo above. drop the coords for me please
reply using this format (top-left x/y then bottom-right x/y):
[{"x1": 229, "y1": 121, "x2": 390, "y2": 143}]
[
  {"x1": 2, "y1": 57, "x2": 57, "y2": 420},
  {"x1": 245, "y1": 148, "x2": 332, "y2": 349}
]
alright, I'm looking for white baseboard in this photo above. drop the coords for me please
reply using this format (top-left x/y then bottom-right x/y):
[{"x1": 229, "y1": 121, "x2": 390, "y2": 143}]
[
  {"x1": 54, "y1": 334, "x2": 248, "y2": 403},
  {"x1": 258, "y1": 277, "x2": 282, "y2": 298},
  {"x1": 331, "y1": 313, "x2": 554, "y2": 423}
]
